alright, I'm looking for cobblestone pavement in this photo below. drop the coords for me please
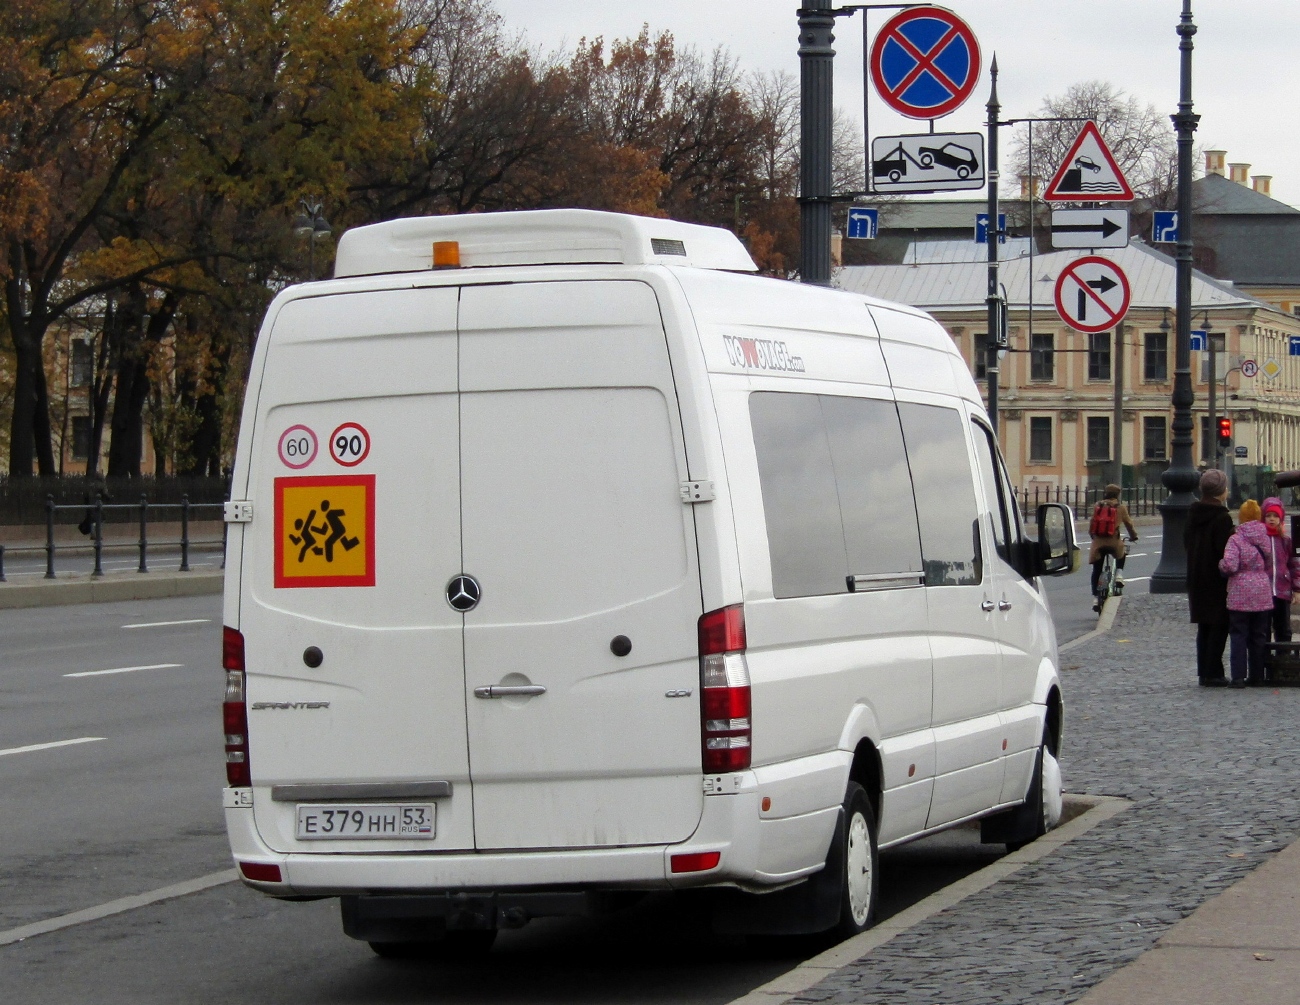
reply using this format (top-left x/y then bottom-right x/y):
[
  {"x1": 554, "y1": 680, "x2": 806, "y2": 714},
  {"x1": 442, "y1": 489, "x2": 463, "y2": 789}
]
[{"x1": 791, "y1": 593, "x2": 1300, "y2": 1005}]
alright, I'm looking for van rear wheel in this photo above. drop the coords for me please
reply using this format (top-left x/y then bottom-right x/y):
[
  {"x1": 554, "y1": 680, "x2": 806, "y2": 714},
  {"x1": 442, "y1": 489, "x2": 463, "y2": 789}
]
[{"x1": 836, "y1": 782, "x2": 879, "y2": 937}]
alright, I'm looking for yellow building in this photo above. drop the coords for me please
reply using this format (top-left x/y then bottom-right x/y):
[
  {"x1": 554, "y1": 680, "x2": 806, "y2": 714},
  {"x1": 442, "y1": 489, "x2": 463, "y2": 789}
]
[{"x1": 840, "y1": 243, "x2": 1300, "y2": 494}]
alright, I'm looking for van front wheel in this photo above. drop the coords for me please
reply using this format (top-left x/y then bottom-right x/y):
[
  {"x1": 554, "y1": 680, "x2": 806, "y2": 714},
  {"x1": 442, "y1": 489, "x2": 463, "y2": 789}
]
[{"x1": 837, "y1": 783, "x2": 879, "y2": 937}]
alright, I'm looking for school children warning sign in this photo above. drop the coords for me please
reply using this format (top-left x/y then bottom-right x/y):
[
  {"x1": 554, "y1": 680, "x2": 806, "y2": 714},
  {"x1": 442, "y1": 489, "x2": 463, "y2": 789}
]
[{"x1": 274, "y1": 475, "x2": 375, "y2": 588}]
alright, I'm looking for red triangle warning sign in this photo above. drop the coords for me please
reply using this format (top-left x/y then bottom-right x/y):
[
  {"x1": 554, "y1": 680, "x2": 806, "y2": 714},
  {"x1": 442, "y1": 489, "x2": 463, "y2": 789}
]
[{"x1": 1042, "y1": 121, "x2": 1135, "y2": 203}]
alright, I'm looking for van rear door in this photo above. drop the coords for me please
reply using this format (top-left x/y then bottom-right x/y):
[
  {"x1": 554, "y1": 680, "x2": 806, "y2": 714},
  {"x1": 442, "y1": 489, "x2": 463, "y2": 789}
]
[
  {"x1": 240, "y1": 288, "x2": 474, "y2": 854},
  {"x1": 457, "y1": 281, "x2": 705, "y2": 850}
]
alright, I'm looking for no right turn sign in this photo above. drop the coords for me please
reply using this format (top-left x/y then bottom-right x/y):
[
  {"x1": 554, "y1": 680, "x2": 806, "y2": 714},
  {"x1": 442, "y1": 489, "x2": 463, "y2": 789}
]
[{"x1": 1054, "y1": 257, "x2": 1132, "y2": 334}]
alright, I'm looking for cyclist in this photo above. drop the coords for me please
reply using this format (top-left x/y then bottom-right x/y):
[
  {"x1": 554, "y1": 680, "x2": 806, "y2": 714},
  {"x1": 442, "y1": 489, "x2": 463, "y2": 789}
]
[{"x1": 1089, "y1": 483, "x2": 1139, "y2": 612}]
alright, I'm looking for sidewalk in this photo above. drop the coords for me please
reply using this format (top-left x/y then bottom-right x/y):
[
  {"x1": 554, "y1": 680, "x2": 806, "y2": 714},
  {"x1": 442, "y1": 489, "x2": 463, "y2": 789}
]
[
  {"x1": 1076, "y1": 834, "x2": 1300, "y2": 1004},
  {"x1": 775, "y1": 593, "x2": 1300, "y2": 1005}
]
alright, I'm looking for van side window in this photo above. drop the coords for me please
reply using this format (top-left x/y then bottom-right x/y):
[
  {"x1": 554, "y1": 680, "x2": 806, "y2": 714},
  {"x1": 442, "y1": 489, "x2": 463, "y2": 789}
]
[
  {"x1": 750, "y1": 392, "x2": 923, "y2": 599},
  {"x1": 896, "y1": 403, "x2": 982, "y2": 587},
  {"x1": 971, "y1": 420, "x2": 1011, "y2": 562},
  {"x1": 820, "y1": 395, "x2": 924, "y2": 581},
  {"x1": 749, "y1": 392, "x2": 851, "y2": 598}
]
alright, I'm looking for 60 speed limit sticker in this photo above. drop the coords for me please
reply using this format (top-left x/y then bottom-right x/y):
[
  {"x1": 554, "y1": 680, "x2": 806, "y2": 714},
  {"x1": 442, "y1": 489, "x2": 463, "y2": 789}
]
[
  {"x1": 278, "y1": 425, "x2": 318, "y2": 469},
  {"x1": 330, "y1": 422, "x2": 371, "y2": 467}
]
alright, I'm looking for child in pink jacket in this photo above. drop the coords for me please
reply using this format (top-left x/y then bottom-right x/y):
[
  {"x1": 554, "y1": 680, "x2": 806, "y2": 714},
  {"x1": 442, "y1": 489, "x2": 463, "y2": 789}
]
[
  {"x1": 1260, "y1": 497, "x2": 1300, "y2": 643},
  {"x1": 1219, "y1": 500, "x2": 1273, "y2": 687}
]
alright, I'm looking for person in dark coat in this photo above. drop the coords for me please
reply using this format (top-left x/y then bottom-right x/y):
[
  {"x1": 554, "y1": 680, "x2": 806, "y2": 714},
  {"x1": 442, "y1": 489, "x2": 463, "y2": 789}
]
[{"x1": 1185, "y1": 469, "x2": 1235, "y2": 686}]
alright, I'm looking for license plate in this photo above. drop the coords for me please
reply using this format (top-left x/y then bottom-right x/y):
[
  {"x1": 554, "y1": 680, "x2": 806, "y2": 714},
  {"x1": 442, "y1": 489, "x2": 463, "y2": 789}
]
[{"x1": 296, "y1": 803, "x2": 435, "y2": 840}]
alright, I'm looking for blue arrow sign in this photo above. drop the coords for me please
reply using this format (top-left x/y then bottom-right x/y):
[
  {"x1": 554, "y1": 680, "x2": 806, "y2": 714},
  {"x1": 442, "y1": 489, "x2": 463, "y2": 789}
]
[
  {"x1": 975, "y1": 213, "x2": 1006, "y2": 245},
  {"x1": 1153, "y1": 211, "x2": 1179, "y2": 244},
  {"x1": 847, "y1": 207, "x2": 879, "y2": 240},
  {"x1": 1289, "y1": 336, "x2": 1300, "y2": 357},
  {"x1": 1190, "y1": 330, "x2": 1207, "y2": 352}
]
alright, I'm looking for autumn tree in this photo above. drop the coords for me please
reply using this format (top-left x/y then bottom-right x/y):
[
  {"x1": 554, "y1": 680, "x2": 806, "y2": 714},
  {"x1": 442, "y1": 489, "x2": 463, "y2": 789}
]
[{"x1": 0, "y1": 0, "x2": 214, "y2": 477}]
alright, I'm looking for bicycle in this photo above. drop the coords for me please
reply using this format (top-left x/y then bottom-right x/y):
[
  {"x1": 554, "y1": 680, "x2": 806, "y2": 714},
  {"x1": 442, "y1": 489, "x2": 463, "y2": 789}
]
[{"x1": 1093, "y1": 549, "x2": 1120, "y2": 615}]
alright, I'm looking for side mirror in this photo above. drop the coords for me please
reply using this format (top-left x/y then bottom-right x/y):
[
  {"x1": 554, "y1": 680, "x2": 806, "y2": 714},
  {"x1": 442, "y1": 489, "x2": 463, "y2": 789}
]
[{"x1": 1036, "y1": 503, "x2": 1079, "y2": 576}]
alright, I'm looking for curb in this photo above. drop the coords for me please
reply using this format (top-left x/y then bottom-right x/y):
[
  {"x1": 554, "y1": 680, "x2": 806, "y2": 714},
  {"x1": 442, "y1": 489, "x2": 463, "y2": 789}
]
[
  {"x1": 726, "y1": 794, "x2": 1132, "y2": 1005},
  {"x1": 1059, "y1": 594, "x2": 1123, "y2": 653},
  {"x1": 0, "y1": 570, "x2": 223, "y2": 609}
]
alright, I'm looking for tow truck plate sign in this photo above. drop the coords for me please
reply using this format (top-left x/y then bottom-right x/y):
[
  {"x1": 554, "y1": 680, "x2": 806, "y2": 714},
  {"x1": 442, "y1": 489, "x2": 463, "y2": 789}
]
[
  {"x1": 871, "y1": 132, "x2": 985, "y2": 193},
  {"x1": 274, "y1": 475, "x2": 376, "y2": 588}
]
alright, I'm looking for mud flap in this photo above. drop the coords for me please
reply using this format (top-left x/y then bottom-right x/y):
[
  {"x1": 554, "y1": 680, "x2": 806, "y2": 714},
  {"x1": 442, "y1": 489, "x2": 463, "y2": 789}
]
[
  {"x1": 980, "y1": 745, "x2": 1044, "y2": 847},
  {"x1": 711, "y1": 806, "x2": 845, "y2": 936}
]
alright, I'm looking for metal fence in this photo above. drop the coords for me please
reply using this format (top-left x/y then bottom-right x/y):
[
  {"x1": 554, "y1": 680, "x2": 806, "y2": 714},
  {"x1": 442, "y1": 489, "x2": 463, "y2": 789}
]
[
  {"x1": 0, "y1": 475, "x2": 227, "y2": 525},
  {"x1": 0, "y1": 494, "x2": 225, "y2": 582},
  {"x1": 1016, "y1": 483, "x2": 1168, "y2": 522}
]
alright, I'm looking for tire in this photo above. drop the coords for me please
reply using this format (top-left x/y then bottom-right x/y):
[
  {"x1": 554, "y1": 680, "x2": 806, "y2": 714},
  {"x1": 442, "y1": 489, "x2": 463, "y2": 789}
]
[
  {"x1": 1006, "y1": 738, "x2": 1063, "y2": 852},
  {"x1": 368, "y1": 929, "x2": 497, "y2": 960},
  {"x1": 835, "y1": 782, "x2": 879, "y2": 938},
  {"x1": 957, "y1": 165, "x2": 970, "y2": 179},
  {"x1": 919, "y1": 153, "x2": 934, "y2": 168}
]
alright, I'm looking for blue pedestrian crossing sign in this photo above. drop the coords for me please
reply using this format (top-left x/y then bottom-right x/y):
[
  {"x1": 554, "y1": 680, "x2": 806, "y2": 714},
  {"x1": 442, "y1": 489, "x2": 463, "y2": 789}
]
[
  {"x1": 1190, "y1": 330, "x2": 1207, "y2": 352},
  {"x1": 1289, "y1": 335, "x2": 1300, "y2": 357},
  {"x1": 847, "y1": 207, "x2": 879, "y2": 240},
  {"x1": 1153, "y1": 211, "x2": 1179, "y2": 243},
  {"x1": 975, "y1": 213, "x2": 1006, "y2": 245}
]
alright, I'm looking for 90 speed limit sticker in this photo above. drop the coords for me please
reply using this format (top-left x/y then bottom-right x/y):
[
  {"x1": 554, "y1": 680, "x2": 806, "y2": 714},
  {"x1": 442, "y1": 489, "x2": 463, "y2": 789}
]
[
  {"x1": 330, "y1": 422, "x2": 371, "y2": 467},
  {"x1": 278, "y1": 425, "x2": 318, "y2": 469}
]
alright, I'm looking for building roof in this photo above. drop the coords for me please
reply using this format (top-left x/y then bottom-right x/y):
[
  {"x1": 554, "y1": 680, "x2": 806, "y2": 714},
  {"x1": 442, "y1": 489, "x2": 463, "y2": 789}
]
[
  {"x1": 837, "y1": 240, "x2": 1269, "y2": 315},
  {"x1": 879, "y1": 198, "x2": 1031, "y2": 231},
  {"x1": 1195, "y1": 173, "x2": 1300, "y2": 216}
]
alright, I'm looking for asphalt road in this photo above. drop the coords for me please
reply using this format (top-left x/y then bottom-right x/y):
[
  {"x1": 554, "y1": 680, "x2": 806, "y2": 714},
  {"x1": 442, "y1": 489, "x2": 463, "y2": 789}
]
[
  {"x1": 1043, "y1": 527, "x2": 1163, "y2": 643},
  {"x1": 0, "y1": 585, "x2": 1100, "y2": 1004}
]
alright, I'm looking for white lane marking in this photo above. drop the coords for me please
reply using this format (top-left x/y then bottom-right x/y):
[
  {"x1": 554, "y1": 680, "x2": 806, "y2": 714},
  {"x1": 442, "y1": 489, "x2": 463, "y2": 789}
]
[
  {"x1": 122, "y1": 619, "x2": 211, "y2": 629},
  {"x1": 0, "y1": 737, "x2": 105, "y2": 758},
  {"x1": 1124, "y1": 576, "x2": 1151, "y2": 583},
  {"x1": 64, "y1": 663, "x2": 183, "y2": 679},
  {"x1": 1127, "y1": 553, "x2": 1148, "y2": 558},
  {"x1": 0, "y1": 869, "x2": 237, "y2": 947}
]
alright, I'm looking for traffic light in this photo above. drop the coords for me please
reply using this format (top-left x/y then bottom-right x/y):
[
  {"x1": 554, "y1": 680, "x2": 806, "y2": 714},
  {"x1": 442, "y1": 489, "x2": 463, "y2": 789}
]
[{"x1": 1217, "y1": 416, "x2": 1232, "y2": 446}]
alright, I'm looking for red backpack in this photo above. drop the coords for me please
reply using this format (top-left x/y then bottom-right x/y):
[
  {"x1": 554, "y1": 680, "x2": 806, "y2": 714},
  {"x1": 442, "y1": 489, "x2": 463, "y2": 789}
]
[{"x1": 1090, "y1": 501, "x2": 1119, "y2": 538}]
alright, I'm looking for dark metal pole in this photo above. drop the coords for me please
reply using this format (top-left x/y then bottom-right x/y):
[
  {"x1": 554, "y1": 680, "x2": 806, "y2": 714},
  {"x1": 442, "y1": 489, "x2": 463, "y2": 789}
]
[
  {"x1": 1113, "y1": 327, "x2": 1124, "y2": 488},
  {"x1": 985, "y1": 57, "x2": 1001, "y2": 435},
  {"x1": 1151, "y1": 0, "x2": 1201, "y2": 594},
  {"x1": 861, "y1": 10, "x2": 871, "y2": 193},
  {"x1": 45, "y1": 494, "x2": 56, "y2": 579},
  {"x1": 138, "y1": 492, "x2": 148, "y2": 573},
  {"x1": 92, "y1": 493, "x2": 104, "y2": 578},
  {"x1": 799, "y1": 0, "x2": 836, "y2": 285},
  {"x1": 1208, "y1": 333, "x2": 1218, "y2": 469},
  {"x1": 180, "y1": 495, "x2": 191, "y2": 572}
]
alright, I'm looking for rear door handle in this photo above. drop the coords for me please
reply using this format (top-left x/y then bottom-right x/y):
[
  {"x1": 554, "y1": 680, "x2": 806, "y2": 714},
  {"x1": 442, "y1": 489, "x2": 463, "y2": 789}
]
[
  {"x1": 998, "y1": 600, "x2": 1013, "y2": 611},
  {"x1": 981, "y1": 600, "x2": 996, "y2": 612},
  {"x1": 474, "y1": 685, "x2": 547, "y2": 699}
]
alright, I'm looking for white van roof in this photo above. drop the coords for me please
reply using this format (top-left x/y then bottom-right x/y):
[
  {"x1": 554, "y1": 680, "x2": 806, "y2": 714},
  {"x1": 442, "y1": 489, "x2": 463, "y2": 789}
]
[{"x1": 333, "y1": 209, "x2": 759, "y2": 278}]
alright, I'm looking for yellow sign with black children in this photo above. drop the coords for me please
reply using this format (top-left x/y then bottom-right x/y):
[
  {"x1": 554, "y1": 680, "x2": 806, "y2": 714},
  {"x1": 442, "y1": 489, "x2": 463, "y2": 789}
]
[{"x1": 274, "y1": 475, "x2": 375, "y2": 588}]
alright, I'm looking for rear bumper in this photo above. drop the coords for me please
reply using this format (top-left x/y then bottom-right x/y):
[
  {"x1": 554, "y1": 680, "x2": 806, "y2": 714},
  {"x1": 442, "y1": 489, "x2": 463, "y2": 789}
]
[{"x1": 224, "y1": 775, "x2": 762, "y2": 897}]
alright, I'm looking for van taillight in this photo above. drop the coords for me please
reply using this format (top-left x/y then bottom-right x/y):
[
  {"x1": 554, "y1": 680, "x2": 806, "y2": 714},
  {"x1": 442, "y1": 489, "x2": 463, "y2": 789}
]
[
  {"x1": 698, "y1": 605, "x2": 751, "y2": 773},
  {"x1": 223, "y1": 627, "x2": 250, "y2": 787}
]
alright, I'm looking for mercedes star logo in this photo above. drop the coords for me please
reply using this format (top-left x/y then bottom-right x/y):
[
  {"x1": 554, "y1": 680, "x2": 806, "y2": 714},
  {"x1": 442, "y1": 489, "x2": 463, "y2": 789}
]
[{"x1": 446, "y1": 574, "x2": 481, "y2": 612}]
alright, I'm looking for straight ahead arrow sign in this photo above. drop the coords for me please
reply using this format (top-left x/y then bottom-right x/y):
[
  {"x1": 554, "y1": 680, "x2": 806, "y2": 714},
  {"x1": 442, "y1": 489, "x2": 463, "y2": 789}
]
[{"x1": 1050, "y1": 209, "x2": 1129, "y2": 249}]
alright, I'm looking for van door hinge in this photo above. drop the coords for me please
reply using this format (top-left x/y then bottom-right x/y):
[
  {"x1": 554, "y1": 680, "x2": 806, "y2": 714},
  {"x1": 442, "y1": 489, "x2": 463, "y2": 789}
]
[
  {"x1": 680, "y1": 480, "x2": 715, "y2": 503},
  {"x1": 224, "y1": 501, "x2": 254, "y2": 523}
]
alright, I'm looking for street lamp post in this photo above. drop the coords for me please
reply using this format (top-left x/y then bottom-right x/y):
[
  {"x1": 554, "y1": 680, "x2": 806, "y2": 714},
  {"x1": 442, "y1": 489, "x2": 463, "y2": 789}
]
[
  {"x1": 293, "y1": 200, "x2": 332, "y2": 281},
  {"x1": 798, "y1": 0, "x2": 836, "y2": 286},
  {"x1": 1151, "y1": 0, "x2": 1201, "y2": 594}
]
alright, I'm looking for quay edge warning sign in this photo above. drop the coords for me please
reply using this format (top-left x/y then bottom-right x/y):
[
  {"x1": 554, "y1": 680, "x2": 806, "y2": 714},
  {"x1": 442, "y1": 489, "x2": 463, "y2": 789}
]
[{"x1": 274, "y1": 474, "x2": 375, "y2": 588}]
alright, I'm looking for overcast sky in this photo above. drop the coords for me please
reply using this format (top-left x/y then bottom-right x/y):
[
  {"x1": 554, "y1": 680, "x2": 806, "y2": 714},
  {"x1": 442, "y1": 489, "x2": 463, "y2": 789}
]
[{"x1": 493, "y1": 0, "x2": 1300, "y2": 208}]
